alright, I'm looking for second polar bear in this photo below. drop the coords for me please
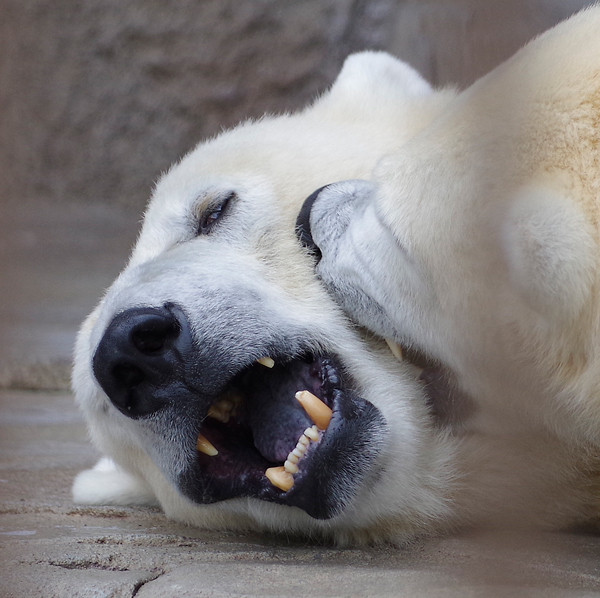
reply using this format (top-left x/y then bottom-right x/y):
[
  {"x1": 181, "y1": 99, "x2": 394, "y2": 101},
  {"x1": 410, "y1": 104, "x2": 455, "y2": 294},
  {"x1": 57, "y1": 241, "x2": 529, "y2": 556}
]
[{"x1": 308, "y1": 4, "x2": 600, "y2": 516}]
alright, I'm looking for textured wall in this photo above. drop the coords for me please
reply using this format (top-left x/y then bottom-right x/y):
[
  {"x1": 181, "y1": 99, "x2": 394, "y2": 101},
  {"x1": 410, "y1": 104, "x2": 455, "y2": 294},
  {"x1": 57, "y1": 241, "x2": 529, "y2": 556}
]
[
  {"x1": 0, "y1": 0, "x2": 595, "y2": 390},
  {"x1": 0, "y1": 0, "x2": 594, "y2": 211}
]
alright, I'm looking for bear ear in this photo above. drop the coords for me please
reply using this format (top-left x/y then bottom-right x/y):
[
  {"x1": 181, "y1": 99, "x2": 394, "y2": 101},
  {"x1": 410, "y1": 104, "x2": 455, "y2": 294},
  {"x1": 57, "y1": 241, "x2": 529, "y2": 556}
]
[
  {"x1": 503, "y1": 186, "x2": 596, "y2": 321},
  {"x1": 335, "y1": 51, "x2": 432, "y2": 97},
  {"x1": 315, "y1": 51, "x2": 433, "y2": 112}
]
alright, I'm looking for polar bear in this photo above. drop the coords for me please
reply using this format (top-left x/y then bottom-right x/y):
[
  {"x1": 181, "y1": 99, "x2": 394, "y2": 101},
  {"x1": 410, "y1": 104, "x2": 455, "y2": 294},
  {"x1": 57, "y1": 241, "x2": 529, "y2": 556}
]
[
  {"x1": 72, "y1": 10, "x2": 600, "y2": 544},
  {"x1": 306, "y1": 5, "x2": 600, "y2": 522},
  {"x1": 72, "y1": 52, "x2": 460, "y2": 545}
]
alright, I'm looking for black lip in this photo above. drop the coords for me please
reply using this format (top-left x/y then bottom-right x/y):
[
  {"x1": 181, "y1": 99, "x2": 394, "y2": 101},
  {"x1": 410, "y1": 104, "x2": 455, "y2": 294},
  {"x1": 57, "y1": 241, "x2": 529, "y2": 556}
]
[
  {"x1": 276, "y1": 387, "x2": 386, "y2": 518},
  {"x1": 295, "y1": 185, "x2": 328, "y2": 261},
  {"x1": 177, "y1": 355, "x2": 386, "y2": 520}
]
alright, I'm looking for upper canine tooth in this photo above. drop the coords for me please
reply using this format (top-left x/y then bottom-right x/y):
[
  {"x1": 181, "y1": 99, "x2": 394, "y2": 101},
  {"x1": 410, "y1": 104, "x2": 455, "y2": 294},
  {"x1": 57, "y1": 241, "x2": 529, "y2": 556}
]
[
  {"x1": 257, "y1": 357, "x2": 275, "y2": 368},
  {"x1": 385, "y1": 338, "x2": 404, "y2": 361},
  {"x1": 295, "y1": 390, "x2": 332, "y2": 430},
  {"x1": 265, "y1": 466, "x2": 294, "y2": 491},
  {"x1": 197, "y1": 434, "x2": 218, "y2": 456}
]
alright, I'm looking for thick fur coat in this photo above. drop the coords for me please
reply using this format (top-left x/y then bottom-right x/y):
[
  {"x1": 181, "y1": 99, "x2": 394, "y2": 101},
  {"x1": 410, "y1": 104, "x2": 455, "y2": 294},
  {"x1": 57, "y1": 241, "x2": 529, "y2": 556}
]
[
  {"x1": 73, "y1": 6, "x2": 600, "y2": 544},
  {"x1": 309, "y1": 6, "x2": 600, "y2": 532}
]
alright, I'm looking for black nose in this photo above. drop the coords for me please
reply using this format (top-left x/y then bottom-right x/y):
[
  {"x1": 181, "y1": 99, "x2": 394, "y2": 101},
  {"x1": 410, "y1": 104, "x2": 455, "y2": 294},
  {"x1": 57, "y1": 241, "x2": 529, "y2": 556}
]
[
  {"x1": 92, "y1": 304, "x2": 189, "y2": 417},
  {"x1": 295, "y1": 185, "x2": 328, "y2": 261}
]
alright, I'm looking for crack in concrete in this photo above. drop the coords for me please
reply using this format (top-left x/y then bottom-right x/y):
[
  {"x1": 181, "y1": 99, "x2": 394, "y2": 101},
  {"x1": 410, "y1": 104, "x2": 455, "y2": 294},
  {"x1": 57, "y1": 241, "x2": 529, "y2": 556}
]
[{"x1": 131, "y1": 571, "x2": 163, "y2": 597}]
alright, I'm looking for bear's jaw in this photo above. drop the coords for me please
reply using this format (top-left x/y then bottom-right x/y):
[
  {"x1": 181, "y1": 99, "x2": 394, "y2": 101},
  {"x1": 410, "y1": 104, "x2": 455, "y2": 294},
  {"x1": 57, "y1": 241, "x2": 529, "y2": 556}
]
[{"x1": 178, "y1": 352, "x2": 386, "y2": 520}]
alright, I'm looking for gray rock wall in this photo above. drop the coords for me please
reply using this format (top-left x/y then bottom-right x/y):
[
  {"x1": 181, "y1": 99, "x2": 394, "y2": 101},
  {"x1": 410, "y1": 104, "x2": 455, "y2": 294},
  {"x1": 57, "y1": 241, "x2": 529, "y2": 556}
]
[{"x1": 0, "y1": 0, "x2": 594, "y2": 211}]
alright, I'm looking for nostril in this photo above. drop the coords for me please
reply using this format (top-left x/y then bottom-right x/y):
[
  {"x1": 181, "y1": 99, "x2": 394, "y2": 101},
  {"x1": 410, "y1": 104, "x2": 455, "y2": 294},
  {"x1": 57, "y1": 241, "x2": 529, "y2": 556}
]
[{"x1": 130, "y1": 315, "x2": 180, "y2": 355}]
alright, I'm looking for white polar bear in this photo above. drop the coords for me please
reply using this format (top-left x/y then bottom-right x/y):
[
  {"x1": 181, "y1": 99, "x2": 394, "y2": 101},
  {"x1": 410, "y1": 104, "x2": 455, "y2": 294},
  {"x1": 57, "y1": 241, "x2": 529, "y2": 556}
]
[
  {"x1": 72, "y1": 8, "x2": 600, "y2": 544},
  {"x1": 308, "y1": 5, "x2": 600, "y2": 523},
  {"x1": 72, "y1": 52, "x2": 460, "y2": 545}
]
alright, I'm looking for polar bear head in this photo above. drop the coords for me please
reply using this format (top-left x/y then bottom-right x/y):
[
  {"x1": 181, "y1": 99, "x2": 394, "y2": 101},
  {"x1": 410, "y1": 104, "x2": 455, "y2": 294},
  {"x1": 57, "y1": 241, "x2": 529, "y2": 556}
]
[{"x1": 72, "y1": 52, "x2": 458, "y2": 544}]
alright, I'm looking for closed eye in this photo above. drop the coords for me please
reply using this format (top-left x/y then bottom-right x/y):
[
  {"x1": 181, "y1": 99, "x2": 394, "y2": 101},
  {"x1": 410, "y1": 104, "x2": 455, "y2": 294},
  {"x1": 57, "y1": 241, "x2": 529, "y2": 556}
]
[{"x1": 197, "y1": 192, "x2": 237, "y2": 235}]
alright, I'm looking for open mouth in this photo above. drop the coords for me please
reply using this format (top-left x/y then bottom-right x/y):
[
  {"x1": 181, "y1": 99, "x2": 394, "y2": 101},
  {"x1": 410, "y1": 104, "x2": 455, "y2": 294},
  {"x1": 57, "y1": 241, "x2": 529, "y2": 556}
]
[
  {"x1": 92, "y1": 303, "x2": 386, "y2": 520},
  {"x1": 179, "y1": 351, "x2": 386, "y2": 519}
]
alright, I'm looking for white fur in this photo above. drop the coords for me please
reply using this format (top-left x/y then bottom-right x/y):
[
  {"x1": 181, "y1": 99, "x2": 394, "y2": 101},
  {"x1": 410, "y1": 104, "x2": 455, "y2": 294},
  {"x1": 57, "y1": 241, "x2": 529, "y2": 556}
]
[
  {"x1": 503, "y1": 185, "x2": 596, "y2": 321},
  {"x1": 311, "y1": 7, "x2": 600, "y2": 529},
  {"x1": 72, "y1": 52, "x2": 459, "y2": 545},
  {"x1": 72, "y1": 457, "x2": 157, "y2": 506}
]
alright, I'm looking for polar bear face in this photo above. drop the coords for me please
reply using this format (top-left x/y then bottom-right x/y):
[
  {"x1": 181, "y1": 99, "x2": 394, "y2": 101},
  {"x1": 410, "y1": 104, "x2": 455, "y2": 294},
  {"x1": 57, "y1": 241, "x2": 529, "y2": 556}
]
[{"x1": 72, "y1": 52, "x2": 458, "y2": 544}]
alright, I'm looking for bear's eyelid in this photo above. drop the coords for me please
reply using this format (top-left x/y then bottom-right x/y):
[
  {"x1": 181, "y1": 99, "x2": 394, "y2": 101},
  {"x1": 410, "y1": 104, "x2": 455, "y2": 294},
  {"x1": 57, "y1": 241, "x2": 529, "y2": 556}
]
[{"x1": 196, "y1": 191, "x2": 237, "y2": 235}]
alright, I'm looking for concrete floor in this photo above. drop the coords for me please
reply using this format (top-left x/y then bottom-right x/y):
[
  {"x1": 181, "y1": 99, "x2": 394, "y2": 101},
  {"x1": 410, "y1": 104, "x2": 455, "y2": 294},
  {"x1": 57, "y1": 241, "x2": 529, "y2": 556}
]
[
  {"x1": 2, "y1": 387, "x2": 600, "y2": 596},
  {"x1": 2, "y1": 199, "x2": 600, "y2": 596}
]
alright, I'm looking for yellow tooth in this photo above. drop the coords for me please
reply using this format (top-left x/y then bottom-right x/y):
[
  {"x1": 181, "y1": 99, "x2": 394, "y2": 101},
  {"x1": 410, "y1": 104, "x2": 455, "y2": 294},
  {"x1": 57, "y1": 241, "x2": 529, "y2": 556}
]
[
  {"x1": 385, "y1": 338, "x2": 404, "y2": 361},
  {"x1": 265, "y1": 466, "x2": 294, "y2": 492},
  {"x1": 257, "y1": 356, "x2": 275, "y2": 368},
  {"x1": 295, "y1": 390, "x2": 333, "y2": 430},
  {"x1": 197, "y1": 434, "x2": 218, "y2": 456}
]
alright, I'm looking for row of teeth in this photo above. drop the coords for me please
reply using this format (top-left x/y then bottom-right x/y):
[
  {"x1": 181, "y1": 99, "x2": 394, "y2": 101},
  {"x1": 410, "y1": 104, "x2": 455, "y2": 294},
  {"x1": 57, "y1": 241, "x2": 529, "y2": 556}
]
[
  {"x1": 196, "y1": 347, "x2": 405, "y2": 491},
  {"x1": 206, "y1": 392, "x2": 242, "y2": 424},
  {"x1": 265, "y1": 421, "x2": 320, "y2": 492},
  {"x1": 264, "y1": 389, "x2": 333, "y2": 492},
  {"x1": 199, "y1": 342, "x2": 396, "y2": 494},
  {"x1": 196, "y1": 372, "x2": 333, "y2": 493}
]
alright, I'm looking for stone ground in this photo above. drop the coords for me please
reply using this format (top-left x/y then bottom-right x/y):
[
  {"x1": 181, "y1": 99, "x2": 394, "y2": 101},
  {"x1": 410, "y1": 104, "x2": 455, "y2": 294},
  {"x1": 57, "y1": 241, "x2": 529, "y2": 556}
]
[
  {"x1": 2, "y1": 387, "x2": 600, "y2": 598},
  {"x1": 2, "y1": 186, "x2": 600, "y2": 598}
]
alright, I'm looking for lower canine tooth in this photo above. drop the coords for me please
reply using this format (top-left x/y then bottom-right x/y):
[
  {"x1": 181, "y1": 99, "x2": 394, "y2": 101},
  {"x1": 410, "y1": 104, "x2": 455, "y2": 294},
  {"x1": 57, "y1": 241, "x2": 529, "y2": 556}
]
[
  {"x1": 265, "y1": 466, "x2": 294, "y2": 491},
  {"x1": 257, "y1": 356, "x2": 275, "y2": 368},
  {"x1": 295, "y1": 390, "x2": 333, "y2": 430},
  {"x1": 197, "y1": 434, "x2": 218, "y2": 456},
  {"x1": 385, "y1": 338, "x2": 404, "y2": 361}
]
